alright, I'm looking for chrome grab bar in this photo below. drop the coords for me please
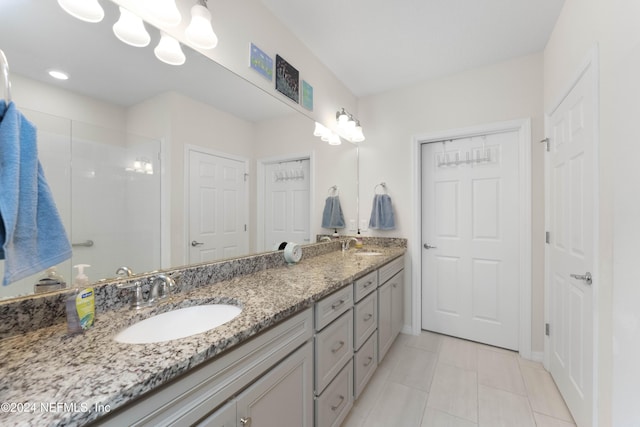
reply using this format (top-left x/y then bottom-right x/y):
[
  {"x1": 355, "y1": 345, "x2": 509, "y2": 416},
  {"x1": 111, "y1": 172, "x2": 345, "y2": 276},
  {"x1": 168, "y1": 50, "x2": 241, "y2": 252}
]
[{"x1": 72, "y1": 240, "x2": 94, "y2": 247}]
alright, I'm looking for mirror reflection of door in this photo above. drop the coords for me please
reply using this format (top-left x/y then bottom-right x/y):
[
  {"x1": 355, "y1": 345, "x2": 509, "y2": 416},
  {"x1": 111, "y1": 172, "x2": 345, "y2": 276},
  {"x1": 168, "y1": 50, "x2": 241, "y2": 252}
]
[
  {"x1": 263, "y1": 159, "x2": 311, "y2": 251},
  {"x1": 188, "y1": 148, "x2": 248, "y2": 264}
]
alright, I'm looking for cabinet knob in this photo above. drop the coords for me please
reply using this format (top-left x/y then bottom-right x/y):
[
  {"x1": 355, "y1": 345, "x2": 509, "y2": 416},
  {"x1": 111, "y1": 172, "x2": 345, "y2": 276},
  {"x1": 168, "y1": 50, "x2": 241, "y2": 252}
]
[{"x1": 240, "y1": 417, "x2": 252, "y2": 426}]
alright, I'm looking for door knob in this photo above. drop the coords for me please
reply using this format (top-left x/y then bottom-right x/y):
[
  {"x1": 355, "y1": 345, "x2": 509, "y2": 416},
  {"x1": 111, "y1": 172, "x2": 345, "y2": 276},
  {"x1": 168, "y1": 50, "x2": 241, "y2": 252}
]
[
  {"x1": 240, "y1": 417, "x2": 252, "y2": 426},
  {"x1": 423, "y1": 243, "x2": 437, "y2": 250},
  {"x1": 191, "y1": 240, "x2": 204, "y2": 247},
  {"x1": 570, "y1": 271, "x2": 592, "y2": 285}
]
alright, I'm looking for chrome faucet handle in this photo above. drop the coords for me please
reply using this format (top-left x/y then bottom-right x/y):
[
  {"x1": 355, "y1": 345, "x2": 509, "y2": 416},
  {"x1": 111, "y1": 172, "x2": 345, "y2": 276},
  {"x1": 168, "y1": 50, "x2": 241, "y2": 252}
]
[{"x1": 117, "y1": 281, "x2": 145, "y2": 310}]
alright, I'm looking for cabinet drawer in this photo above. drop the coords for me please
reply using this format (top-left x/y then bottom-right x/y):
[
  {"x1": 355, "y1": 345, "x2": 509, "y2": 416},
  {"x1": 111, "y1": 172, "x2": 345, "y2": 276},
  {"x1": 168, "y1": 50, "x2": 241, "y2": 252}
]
[
  {"x1": 378, "y1": 256, "x2": 404, "y2": 285},
  {"x1": 353, "y1": 291, "x2": 377, "y2": 350},
  {"x1": 354, "y1": 270, "x2": 378, "y2": 302},
  {"x1": 315, "y1": 285, "x2": 353, "y2": 330},
  {"x1": 354, "y1": 332, "x2": 377, "y2": 399},
  {"x1": 315, "y1": 359, "x2": 353, "y2": 427},
  {"x1": 315, "y1": 310, "x2": 353, "y2": 394}
]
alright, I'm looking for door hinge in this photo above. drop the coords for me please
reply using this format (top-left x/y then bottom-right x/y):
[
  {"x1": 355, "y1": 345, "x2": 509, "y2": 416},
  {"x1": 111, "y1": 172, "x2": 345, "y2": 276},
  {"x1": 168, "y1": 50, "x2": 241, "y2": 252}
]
[
  {"x1": 244, "y1": 173, "x2": 249, "y2": 182},
  {"x1": 545, "y1": 323, "x2": 550, "y2": 336},
  {"x1": 545, "y1": 231, "x2": 550, "y2": 244},
  {"x1": 244, "y1": 224, "x2": 247, "y2": 232},
  {"x1": 540, "y1": 137, "x2": 550, "y2": 152}
]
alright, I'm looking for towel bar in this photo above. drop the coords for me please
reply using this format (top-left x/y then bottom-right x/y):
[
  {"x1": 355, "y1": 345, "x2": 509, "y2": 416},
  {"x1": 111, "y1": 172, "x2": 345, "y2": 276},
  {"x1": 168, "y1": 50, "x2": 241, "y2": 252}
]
[{"x1": 72, "y1": 240, "x2": 94, "y2": 247}]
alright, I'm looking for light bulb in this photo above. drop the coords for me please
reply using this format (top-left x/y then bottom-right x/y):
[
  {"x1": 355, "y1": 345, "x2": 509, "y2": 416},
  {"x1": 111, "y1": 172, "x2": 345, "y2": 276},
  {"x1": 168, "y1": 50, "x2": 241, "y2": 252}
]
[
  {"x1": 154, "y1": 32, "x2": 186, "y2": 66},
  {"x1": 328, "y1": 134, "x2": 342, "y2": 146},
  {"x1": 185, "y1": 4, "x2": 218, "y2": 49},
  {"x1": 57, "y1": 0, "x2": 104, "y2": 23},
  {"x1": 113, "y1": 7, "x2": 150, "y2": 47},
  {"x1": 313, "y1": 122, "x2": 327, "y2": 137},
  {"x1": 144, "y1": 0, "x2": 181, "y2": 27},
  {"x1": 351, "y1": 124, "x2": 365, "y2": 142},
  {"x1": 337, "y1": 109, "x2": 349, "y2": 128}
]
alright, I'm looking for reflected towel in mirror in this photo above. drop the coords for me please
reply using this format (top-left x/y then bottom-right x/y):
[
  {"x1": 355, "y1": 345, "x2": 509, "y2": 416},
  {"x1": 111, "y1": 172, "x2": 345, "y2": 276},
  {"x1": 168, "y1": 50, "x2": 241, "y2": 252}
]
[
  {"x1": 321, "y1": 195, "x2": 345, "y2": 229},
  {"x1": 0, "y1": 102, "x2": 72, "y2": 286},
  {"x1": 369, "y1": 194, "x2": 396, "y2": 230}
]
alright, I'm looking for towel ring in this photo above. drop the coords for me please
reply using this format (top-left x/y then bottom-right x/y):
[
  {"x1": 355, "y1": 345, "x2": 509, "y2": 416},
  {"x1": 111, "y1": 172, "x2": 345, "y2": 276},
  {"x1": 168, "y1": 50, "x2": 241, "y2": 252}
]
[
  {"x1": 328, "y1": 185, "x2": 339, "y2": 196},
  {"x1": 374, "y1": 182, "x2": 387, "y2": 194},
  {"x1": 0, "y1": 49, "x2": 11, "y2": 106}
]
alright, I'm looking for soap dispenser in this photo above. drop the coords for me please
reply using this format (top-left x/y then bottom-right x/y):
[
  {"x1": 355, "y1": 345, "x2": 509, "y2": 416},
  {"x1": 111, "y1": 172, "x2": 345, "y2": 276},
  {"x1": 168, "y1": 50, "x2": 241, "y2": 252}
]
[{"x1": 66, "y1": 264, "x2": 95, "y2": 334}]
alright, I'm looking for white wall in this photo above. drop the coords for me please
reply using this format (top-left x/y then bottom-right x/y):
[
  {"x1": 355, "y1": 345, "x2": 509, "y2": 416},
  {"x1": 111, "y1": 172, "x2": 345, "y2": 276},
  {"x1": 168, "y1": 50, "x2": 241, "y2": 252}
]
[{"x1": 357, "y1": 53, "x2": 545, "y2": 351}]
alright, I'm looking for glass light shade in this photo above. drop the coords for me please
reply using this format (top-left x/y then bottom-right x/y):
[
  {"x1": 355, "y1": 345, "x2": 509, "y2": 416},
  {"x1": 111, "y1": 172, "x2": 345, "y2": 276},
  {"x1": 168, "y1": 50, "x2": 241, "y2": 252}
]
[
  {"x1": 313, "y1": 122, "x2": 327, "y2": 137},
  {"x1": 185, "y1": 4, "x2": 218, "y2": 49},
  {"x1": 113, "y1": 7, "x2": 150, "y2": 47},
  {"x1": 328, "y1": 134, "x2": 342, "y2": 146},
  {"x1": 57, "y1": 0, "x2": 104, "y2": 23},
  {"x1": 337, "y1": 110, "x2": 349, "y2": 128},
  {"x1": 154, "y1": 32, "x2": 186, "y2": 66},
  {"x1": 345, "y1": 118, "x2": 356, "y2": 136},
  {"x1": 144, "y1": 0, "x2": 181, "y2": 26},
  {"x1": 351, "y1": 125, "x2": 365, "y2": 142}
]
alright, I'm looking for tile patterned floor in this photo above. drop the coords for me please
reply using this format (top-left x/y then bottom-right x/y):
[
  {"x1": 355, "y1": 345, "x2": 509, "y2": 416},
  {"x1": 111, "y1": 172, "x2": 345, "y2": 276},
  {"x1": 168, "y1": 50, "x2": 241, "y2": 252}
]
[{"x1": 342, "y1": 331, "x2": 576, "y2": 427}]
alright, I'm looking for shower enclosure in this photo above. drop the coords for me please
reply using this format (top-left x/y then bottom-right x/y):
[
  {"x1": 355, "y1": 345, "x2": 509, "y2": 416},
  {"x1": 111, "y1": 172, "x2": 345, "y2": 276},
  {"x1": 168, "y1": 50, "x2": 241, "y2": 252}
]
[{"x1": 0, "y1": 109, "x2": 162, "y2": 299}]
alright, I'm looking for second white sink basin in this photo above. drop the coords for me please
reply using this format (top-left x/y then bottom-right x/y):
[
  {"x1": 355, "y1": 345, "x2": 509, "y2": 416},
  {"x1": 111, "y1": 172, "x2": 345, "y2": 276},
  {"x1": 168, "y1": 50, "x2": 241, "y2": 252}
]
[{"x1": 114, "y1": 304, "x2": 242, "y2": 344}]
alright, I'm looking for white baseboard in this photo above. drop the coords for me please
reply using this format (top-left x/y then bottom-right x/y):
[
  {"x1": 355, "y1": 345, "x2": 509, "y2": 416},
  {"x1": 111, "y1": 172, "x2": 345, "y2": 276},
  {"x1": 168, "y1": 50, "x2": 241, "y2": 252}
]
[{"x1": 529, "y1": 351, "x2": 545, "y2": 363}]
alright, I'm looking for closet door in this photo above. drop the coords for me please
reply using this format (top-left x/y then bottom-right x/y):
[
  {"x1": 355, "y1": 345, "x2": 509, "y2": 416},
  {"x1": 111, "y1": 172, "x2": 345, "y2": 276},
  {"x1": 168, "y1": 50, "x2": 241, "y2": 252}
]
[{"x1": 421, "y1": 132, "x2": 520, "y2": 350}]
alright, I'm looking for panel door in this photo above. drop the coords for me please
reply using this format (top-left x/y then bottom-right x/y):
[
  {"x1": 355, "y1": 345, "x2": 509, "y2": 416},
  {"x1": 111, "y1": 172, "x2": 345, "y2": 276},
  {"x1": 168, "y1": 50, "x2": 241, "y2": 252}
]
[
  {"x1": 188, "y1": 149, "x2": 248, "y2": 264},
  {"x1": 548, "y1": 63, "x2": 595, "y2": 427},
  {"x1": 264, "y1": 159, "x2": 310, "y2": 250},
  {"x1": 421, "y1": 132, "x2": 520, "y2": 350}
]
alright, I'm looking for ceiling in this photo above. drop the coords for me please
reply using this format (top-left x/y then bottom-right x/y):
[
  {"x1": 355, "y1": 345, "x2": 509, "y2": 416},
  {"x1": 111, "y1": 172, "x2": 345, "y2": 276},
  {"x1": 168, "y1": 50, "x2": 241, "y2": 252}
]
[{"x1": 260, "y1": 0, "x2": 565, "y2": 97}]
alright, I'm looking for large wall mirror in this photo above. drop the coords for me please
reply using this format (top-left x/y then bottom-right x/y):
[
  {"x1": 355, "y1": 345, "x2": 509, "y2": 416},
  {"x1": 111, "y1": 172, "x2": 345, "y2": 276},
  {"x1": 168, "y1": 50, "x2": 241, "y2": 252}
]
[{"x1": 0, "y1": 0, "x2": 358, "y2": 300}]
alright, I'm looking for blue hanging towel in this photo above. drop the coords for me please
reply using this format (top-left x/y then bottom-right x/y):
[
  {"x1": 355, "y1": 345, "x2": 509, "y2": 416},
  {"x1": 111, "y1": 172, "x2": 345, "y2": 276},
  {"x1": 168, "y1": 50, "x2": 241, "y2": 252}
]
[
  {"x1": 369, "y1": 194, "x2": 396, "y2": 230},
  {"x1": 0, "y1": 102, "x2": 72, "y2": 286},
  {"x1": 321, "y1": 195, "x2": 345, "y2": 229}
]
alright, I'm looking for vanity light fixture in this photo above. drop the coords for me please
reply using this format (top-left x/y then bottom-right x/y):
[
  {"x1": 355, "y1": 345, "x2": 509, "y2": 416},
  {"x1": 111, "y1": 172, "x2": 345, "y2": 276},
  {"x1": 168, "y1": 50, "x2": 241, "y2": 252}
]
[
  {"x1": 57, "y1": 0, "x2": 104, "y2": 23},
  {"x1": 113, "y1": 7, "x2": 151, "y2": 47},
  {"x1": 335, "y1": 108, "x2": 366, "y2": 142},
  {"x1": 185, "y1": 0, "x2": 218, "y2": 50},
  {"x1": 328, "y1": 133, "x2": 342, "y2": 146},
  {"x1": 144, "y1": 0, "x2": 182, "y2": 27},
  {"x1": 154, "y1": 32, "x2": 186, "y2": 66}
]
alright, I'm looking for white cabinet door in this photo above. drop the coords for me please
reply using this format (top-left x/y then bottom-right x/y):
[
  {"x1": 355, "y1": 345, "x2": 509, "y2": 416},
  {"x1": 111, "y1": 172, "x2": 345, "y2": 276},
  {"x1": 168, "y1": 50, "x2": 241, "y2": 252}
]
[
  {"x1": 236, "y1": 341, "x2": 314, "y2": 427},
  {"x1": 196, "y1": 400, "x2": 235, "y2": 427},
  {"x1": 390, "y1": 270, "x2": 404, "y2": 338},
  {"x1": 377, "y1": 280, "x2": 392, "y2": 362}
]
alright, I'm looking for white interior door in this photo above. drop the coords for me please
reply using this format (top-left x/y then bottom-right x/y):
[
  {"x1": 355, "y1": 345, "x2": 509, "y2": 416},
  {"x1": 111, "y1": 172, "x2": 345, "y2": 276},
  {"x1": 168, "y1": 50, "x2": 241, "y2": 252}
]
[
  {"x1": 421, "y1": 133, "x2": 520, "y2": 350},
  {"x1": 547, "y1": 62, "x2": 595, "y2": 427},
  {"x1": 264, "y1": 159, "x2": 310, "y2": 250},
  {"x1": 188, "y1": 149, "x2": 248, "y2": 264}
]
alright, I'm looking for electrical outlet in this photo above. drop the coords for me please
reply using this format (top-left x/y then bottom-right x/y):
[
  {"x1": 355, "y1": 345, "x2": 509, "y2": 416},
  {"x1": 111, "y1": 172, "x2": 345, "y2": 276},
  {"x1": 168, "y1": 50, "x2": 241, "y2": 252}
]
[
  {"x1": 359, "y1": 219, "x2": 368, "y2": 232},
  {"x1": 349, "y1": 219, "x2": 356, "y2": 232}
]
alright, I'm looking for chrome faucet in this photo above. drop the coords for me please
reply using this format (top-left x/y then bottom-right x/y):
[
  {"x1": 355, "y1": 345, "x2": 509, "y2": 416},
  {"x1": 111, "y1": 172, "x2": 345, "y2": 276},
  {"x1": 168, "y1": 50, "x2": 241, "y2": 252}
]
[
  {"x1": 342, "y1": 238, "x2": 358, "y2": 251},
  {"x1": 319, "y1": 236, "x2": 332, "y2": 242},
  {"x1": 118, "y1": 274, "x2": 176, "y2": 310},
  {"x1": 148, "y1": 274, "x2": 176, "y2": 305}
]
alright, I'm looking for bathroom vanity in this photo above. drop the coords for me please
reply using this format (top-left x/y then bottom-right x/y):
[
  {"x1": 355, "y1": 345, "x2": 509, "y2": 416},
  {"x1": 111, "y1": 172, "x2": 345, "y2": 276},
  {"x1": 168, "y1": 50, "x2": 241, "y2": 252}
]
[{"x1": 0, "y1": 241, "x2": 405, "y2": 426}]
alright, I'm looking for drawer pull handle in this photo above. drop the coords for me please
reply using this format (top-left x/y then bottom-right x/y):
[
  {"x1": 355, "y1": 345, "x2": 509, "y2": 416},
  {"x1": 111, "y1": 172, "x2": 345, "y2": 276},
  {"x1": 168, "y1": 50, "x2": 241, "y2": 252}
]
[
  {"x1": 330, "y1": 395, "x2": 345, "y2": 411},
  {"x1": 240, "y1": 417, "x2": 252, "y2": 426},
  {"x1": 364, "y1": 356, "x2": 373, "y2": 367},
  {"x1": 363, "y1": 280, "x2": 373, "y2": 288},
  {"x1": 331, "y1": 340, "x2": 345, "y2": 353},
  {"x1": 331, "y1": 299, "x2": 346, "y2": 309},
  {"x1": 363, "y1": 313, "x2": 373, "y2": 321}
]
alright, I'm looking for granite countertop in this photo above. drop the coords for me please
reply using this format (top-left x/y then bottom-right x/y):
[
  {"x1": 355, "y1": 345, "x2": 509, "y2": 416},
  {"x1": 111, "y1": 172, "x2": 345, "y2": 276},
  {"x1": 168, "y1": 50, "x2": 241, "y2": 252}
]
[{"x1": 0, "y1": 246, "x2": 405, "y2": 427}]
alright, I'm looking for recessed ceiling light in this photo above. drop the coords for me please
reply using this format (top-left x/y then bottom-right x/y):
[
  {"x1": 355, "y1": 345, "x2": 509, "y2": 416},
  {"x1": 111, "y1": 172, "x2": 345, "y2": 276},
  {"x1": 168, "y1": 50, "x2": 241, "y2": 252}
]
[{"x1": 48, "y1": 70, "x2": 69, "y2": 80}]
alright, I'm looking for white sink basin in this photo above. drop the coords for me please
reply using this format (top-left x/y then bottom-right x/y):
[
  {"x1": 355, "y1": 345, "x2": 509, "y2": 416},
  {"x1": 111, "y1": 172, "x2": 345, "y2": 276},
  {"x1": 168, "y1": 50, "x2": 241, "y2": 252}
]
[
  {"x1": 114, "y1": 304, "x2": 242, "y2": 344},
  {"x1": 353, "y1": 251, "x2": 383, "y2": 256}
]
